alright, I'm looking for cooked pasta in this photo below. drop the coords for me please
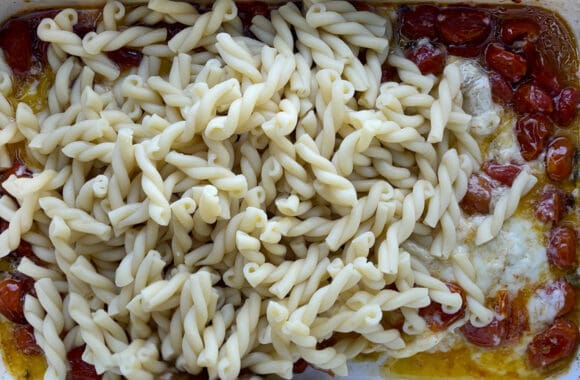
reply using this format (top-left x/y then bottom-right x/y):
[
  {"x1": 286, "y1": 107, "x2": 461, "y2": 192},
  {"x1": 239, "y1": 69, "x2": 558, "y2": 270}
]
[{"x1": 0, "y1": 1, "x2": 555, "y2": 379}]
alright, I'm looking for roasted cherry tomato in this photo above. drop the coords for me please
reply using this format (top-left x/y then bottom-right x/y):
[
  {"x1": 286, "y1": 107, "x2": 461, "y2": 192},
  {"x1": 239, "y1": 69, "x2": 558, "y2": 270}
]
[
  {"x1": 545, "y1": 137, "x2": 575, "y2": 182},
  {"x1": 461, "y1": 290, "x2": 509, "y2": 347},
  {"x1": 547, "y1": 226, "x2": 578, "y2": 271},
  {"x1": 501, "y1": 18, "x2": 540, "y2": 44},
  {"x1": 546, "y1": 279, "x2": 576, "y2": 317},
  {"x1": 460, "y1": 174, "x2": 493, "y2": 215},
  {"x1": 0, "y1": 277, "x2": 32, "y2": 324},
  {"x1": 293, "y1": 359, "x2": 308, "y2": 374},
  {"x1": 399, "y1": 5, "x2": 439, "y2": 40},
  {"x1": 527, "y1": 319, "x2": 580, "y2": 368},
  {"x1": 513, "y1": 82, "x2": 554, "y2": 115},
  {"x1": 554, "y1": 87, "x2": 580, "y2": 127},
  {"x1": 504, "y1": 289, "x2": 529, "y2": 343},
  {"x1": 419, "y1": 282, "x2": 467, "y2": 332},
  {"x1": 482, "y1": 161, "x2": 522, "y2": 186},
  {"x1": 0, "y1": 18, "x2": 33, "y2": 75},
  {"x1": 515, "y1": 113, "x2": 552, "y2": 161},
  {"x1": 404, "y1": 41, "x2": 446, "y2": 75},
  {"x1": 68, "y1": 345, "x2": 102, "y2": 380},
  {"x1": 107, "y1": 48, "x2": 143, "y2": 72},
  {"x1": 521, "y1": 41, "x2": 562, "y2": 96},
  {"x1": 489, "y1": 71, "x2": 514, "y2": 105},
  {"x1": 535, "y1": 186, "x2": 572, "y2": 226},
  {"x1": 485, "y1": 44, "x2": 527, "y2": 83},
  {"x1": 437, "y1": 7, "x2": 491, "y2": 45},
  {"x1": 13, "y1": 324, "x2": 42, "y2": 356}
]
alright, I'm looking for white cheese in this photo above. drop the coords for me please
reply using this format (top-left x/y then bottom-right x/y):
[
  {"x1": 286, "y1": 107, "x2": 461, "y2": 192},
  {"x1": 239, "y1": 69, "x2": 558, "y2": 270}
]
[{"x1": 462, "y1": 217, "x2": 549, "y2": 296}]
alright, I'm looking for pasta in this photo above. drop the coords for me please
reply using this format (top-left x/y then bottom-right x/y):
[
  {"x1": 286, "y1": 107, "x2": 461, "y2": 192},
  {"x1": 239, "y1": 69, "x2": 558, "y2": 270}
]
[{"x1": 0, "y1": 1, "x2": 575, "y2": 380}]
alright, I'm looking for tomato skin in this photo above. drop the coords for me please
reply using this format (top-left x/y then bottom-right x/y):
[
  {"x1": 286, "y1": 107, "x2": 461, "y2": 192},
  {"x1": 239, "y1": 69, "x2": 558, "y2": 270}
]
[
  {"x1": 527, "y1": 319, "x2": 580, "y2": 368},
  {"x1": 545, "y1": 137, "x2": 575, "y2": 182},
  {"x1": 504, "y1": 289, "x2": 529, "y2": 343},
  {"x1": 485, "y1": 44, "x2": 527, "y2": 83},
  {"x1": 515, "y1": 113, "x2": 552, "y2": 161},
  {"x1": 0, "y1": 18, "x2": 33, "y2": 75},
  {"x1": 535, "y1": 186, "x2": 572, "y2": 226},
  {"x1": 554, "y1": 87, "x2": 580, "y2": 127},
  {"x1": 460, "y1": 174, "x2": 493, "y2": 215},
  {"x1": 13, "y1": 324, "x2": 42, "y2": 356},
  {"x1": 404, "y1": 42, "x2": 446, "y2": 75},
  {"x1": 481, "y1": 161, "x2": 522, "y2": 186},
  {"x1": 107, "y1": 49, "x2": 143, "y2": 72},
  {"x1": 399, "y1": 5, "x2": 439, "y2": 40},
  {"x1": 68, "y1": 345, "x2": 102, "y2": 380},
  {"x1": 419, "y1": 282, "x2": 467, "y2": 332},
  {"x1": 521, "y1": 41, "x2": 562, "y2": 96},
  {"x1": 513, "y1": 82, "x2": 554, "y2": 115},
  {"x1": 501, "y1": 19, "x2": 540, "y2": 44},
  {"x1": 293, "y1": 359, "x2": 308, "y2": 374},
  {"x1": 461, "y1": 290, "x2": 510, "y2": 347},
  {"x1": 489, "y1": 71, "x2": 514, "y2": 105},
  {"x1": 0, "y1": 277, "x2": 32, "y2": 324},
  {"x1": 437, "y1": 7, "x2": 491, "y2": 45},
  {"x1": 547, "y1": 226, "x2": 578, "y2": 271}
]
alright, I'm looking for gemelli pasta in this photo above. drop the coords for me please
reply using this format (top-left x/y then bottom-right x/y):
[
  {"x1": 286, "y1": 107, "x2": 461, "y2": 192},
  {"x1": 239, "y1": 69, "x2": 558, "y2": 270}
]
[{"x1": 0, "y1": 0, "x2": 578, "y2": 379}]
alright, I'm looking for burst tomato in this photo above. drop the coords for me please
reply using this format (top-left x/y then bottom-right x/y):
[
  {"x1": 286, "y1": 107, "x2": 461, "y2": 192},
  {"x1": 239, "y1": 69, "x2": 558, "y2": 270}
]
[
  {"x1": 547, "y1": 226, "x2": 578, "y2": 271},
  {"x1": 460, "y1": 174, "x2": 493, "y2": 215},
  {"x1": 419, "y1": 282, "x2": 467, "y2": 331},
  {"x1": 515, "y1": 113, "x2": 553, "y2": 161},
  {"x1": 527, "y1": 319, "x2": 579, "y2": 368}
]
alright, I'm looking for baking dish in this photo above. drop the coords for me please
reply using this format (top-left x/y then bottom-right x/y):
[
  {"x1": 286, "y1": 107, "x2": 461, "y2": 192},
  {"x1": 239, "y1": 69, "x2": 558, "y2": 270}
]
[{"x1": 0, "y1": 1, "x2": 577, "y2": 379}]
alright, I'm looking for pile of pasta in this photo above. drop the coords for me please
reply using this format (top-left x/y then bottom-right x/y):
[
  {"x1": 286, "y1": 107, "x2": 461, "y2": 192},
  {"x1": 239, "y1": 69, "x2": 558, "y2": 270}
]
[{"x1": 0, "y1": 0, "x2": 538, "y2": 379}]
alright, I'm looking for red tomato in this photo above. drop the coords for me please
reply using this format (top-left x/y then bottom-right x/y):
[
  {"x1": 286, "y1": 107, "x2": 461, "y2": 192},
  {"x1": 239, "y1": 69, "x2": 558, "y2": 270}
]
[
  {"x1": 381, "y1": 63, "x2": 398, "y2": 83},
  {"x1": 545, "y1": 137, "x2": 575, "y2": 182},
  {"x1": 515, "y1": 113, "x2": 552, "y2": 161},
  {"x1": 399, "y1": 5, "x2": 439, "y2": 40},
  {"x1": 446, "y1": 42, "x2": 487, "y2": 58},
  {"x1": 293, "y1": 359, "x2": 308, "y2": 374},
  {"x1": 521, "y1": 41, "x2": 562, "y2": 96},
  {"x1": 485, "y1": 44, "x2": 528, "y2": 83},
  {"x1": 547, "y1": 226, "x2": 578, "y2": 271},
  {"x1": 527, "y1": 319, "x2": 579, "y2": 368},
  {"x1": 489, "y1": 71, "x2": 514, "y2": 105},
  {"x1": 68, "y1": 345, "x2": 102, "y2": 380},
  {"x1": 107, "y1": 49, "x2": 143, "y2": 72},
  {"x1": 460, "y1": 174, "x2": 493, "y2": 215},
  {"x1": 437, "y1": 7, "x2": 491, "y2": 45},
  {"x1": 404, "y1": 42, "x2": 446, "y2": 75},
  {"x1": 0, "y1": 277, "x2": 32, "y2": 324},
  {"x1": 13, "y1": 324, "x2": 42, "y2": 356},
  {"x1": 513, "y1": 82, "x2": 554, "y2": 115},
  {"x1": 0, "y1": 18, "x2": 33, "y2": 75},
  {"x1": 501, "y1": 18, "x2": 540, "y2": 44},
  {"x1": 535, "y1": 186, "x2": 572, "y2": 226},
  {"x1": 419, "y1": 282, "x2": 467, "y2": 332},
  {"x1": 554, "y1": 87, "x2": 580, "y2": 127},
  {"x1": 504, "y1": 289, "x2": 529, "y2": 343},
  {"x1": 461, "y1": 290, "x2": 509, "y2": 347},
  {"x1": 481, "y1": 161, "x2": 522, "y2": 186}
]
